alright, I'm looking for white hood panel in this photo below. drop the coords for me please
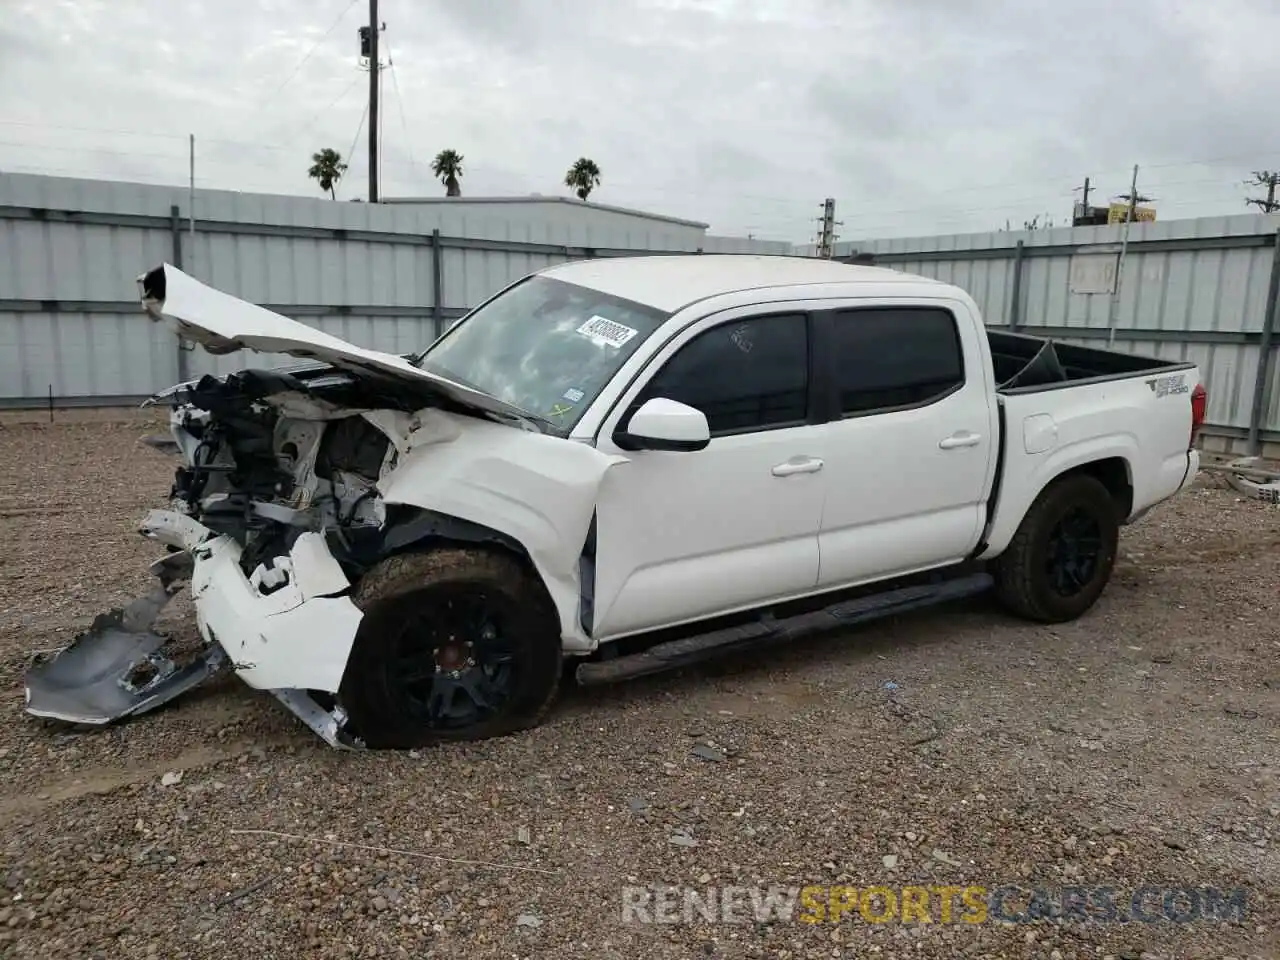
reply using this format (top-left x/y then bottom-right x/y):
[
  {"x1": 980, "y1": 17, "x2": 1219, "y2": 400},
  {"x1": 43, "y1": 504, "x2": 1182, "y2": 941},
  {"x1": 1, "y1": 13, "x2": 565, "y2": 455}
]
[{"x1": 139, "y1": 263, "x2": 520, "y2": 418}]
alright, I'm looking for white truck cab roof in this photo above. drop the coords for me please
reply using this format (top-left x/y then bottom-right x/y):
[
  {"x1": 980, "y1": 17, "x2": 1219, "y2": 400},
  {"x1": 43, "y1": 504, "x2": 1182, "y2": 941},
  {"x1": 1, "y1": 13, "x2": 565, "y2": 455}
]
[{"x1": 538, "y1": 254, "x2": 943, "y2": 312}]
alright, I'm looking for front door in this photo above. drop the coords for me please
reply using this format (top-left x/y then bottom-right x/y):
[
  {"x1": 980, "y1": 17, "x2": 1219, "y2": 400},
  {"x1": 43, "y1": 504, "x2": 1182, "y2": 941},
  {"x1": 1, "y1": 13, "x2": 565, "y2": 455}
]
[{"x1": 590, "y1": 309, "x2": 826, "y2": 641}]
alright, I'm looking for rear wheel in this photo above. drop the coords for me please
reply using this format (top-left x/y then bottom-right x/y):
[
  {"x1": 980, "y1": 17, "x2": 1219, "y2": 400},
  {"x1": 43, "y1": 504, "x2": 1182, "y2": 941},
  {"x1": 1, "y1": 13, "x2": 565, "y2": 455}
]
[
  {"x1": 339, "y1": 548, "x2": 562, "y2": 749},
  {"x1": 994, "y1": 473, "x2": 1120, "y2": 623}
]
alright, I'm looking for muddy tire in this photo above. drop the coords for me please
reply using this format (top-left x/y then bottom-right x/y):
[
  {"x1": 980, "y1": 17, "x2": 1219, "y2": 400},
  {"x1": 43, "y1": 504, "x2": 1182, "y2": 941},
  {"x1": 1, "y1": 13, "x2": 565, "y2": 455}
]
[
  {"x1": 994, "y1": 473, "x2": 1120, "y2": 623},
  {"x1": 339, "y1": 548, "x2": 562, "y2": 749}
]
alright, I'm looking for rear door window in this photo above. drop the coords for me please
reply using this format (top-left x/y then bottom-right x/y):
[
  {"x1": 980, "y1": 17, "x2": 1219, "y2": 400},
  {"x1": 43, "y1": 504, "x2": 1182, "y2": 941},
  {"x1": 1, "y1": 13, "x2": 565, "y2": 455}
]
[{"x1": 830, "y1": 307, "x2": 965, "y2": 416}]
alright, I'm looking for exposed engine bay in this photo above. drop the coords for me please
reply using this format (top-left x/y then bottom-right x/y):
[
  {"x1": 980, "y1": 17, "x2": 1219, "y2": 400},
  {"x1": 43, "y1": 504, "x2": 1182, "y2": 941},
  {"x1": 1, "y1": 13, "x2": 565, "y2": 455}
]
[
  {"x1": 23, "y1": 362, "x2": 571, "y2": 748},
  {"x1": 168, "y1": 367, "x2": 401, "y2": 581}
]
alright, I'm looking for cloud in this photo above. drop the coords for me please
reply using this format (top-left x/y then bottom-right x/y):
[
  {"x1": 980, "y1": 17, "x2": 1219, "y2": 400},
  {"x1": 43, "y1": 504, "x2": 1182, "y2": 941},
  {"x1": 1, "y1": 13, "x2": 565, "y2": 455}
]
[{"x1": 1, "y1": 0, "x2": 1278, "y2": 241}]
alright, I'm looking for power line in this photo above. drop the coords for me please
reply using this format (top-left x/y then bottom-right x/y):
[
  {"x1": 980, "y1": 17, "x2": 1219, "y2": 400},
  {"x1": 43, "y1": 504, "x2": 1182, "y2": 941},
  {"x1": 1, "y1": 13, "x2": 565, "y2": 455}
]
[
  {"x1": 4, "y1": 133, "x2": 1258, "y2": 220},
  {"x1": 0, "y1": 138, "x2": 1259, "y2": 229},
  {"x1": 336, "y1": 100, "x2": 370, "y2": 200},
  {"x1": 276, "y1": 75, "x2": 363, "y2": 144},
  {"x1": 12, "y1": 115, "x2": 1280, "y2": 201},
  {"x1": 383, "y1": 38, "x2": 418, "y2": 183},
  {"x1": 4, "y1": 119, "x2": 1277, "y2": 231},
  {"x1": 255, "y1": 0, "x2": 361, "y2": 115}
]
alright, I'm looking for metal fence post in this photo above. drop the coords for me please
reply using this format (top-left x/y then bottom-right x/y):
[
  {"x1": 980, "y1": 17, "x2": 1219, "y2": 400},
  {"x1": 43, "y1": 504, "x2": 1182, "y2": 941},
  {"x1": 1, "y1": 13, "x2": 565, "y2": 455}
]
[
  {"x1": 431, "y1": 228, "x2": 444, "y2": 339},
  {"x1": 1008, "y1": 240, "x2": 1026, "y2": 330},
  {"x1": 170, "y1": 204, "x2": 189, "y2": 381},
  {"x1": 1246, "y1": 229, "x2": 1280, "y2": 454}
]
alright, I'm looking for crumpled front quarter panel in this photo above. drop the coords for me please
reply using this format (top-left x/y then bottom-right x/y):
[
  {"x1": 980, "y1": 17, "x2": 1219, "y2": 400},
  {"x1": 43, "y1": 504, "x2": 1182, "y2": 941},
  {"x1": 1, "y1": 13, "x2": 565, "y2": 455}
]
[{"x1": 376, "y1": 412, "x2": 625, "y2": 646}]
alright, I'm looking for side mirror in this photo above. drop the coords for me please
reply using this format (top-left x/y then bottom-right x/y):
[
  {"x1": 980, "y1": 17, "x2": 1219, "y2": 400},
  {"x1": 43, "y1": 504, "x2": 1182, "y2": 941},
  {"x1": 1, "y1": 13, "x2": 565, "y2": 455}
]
[{"x1": 614, "y1": 397, "x2": 710, "y2": 452}]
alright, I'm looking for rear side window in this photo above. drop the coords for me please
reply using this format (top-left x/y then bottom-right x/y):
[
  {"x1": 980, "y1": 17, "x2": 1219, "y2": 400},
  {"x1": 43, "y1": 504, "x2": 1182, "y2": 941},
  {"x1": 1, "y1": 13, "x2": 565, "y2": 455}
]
[
  {"x1": 831, "y1": 307, "x2": 964, "y2": 415},
  {"x1": 638, "y1": 313, "x2": 808, "y2": 435}
]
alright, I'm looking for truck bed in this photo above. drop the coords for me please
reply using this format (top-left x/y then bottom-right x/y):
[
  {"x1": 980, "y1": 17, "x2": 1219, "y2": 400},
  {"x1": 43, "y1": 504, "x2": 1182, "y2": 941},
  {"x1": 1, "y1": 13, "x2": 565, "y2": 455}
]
[{"x1": 989, "y1": 329, "x2": 1191, "y2": 393}]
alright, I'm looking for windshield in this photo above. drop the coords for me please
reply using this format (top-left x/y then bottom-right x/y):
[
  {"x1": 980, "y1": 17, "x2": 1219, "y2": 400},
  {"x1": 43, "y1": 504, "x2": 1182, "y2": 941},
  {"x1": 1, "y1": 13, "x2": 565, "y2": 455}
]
[{"x1": 416, "y1": 274, "x2": 670, "y2": 431}]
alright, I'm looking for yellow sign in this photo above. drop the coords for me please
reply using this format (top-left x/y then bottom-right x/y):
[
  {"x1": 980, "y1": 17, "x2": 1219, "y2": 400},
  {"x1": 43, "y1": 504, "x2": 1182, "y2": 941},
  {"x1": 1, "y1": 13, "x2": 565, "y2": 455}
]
[{"x1": 1108, "y1": 203, "x2": 1156, "y2": 224}]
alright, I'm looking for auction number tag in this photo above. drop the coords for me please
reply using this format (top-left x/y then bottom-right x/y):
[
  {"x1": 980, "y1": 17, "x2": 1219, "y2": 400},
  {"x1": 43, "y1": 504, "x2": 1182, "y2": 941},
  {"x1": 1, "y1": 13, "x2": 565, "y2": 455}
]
[{"x1": 576, "y1": 315, "x2": 638, "y2": 349}]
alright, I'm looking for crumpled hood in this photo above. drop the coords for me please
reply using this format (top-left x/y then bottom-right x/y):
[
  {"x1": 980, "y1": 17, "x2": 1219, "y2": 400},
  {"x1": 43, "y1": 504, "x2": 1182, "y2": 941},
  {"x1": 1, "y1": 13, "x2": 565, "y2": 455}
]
[{"x1": 138, "y1": 263, "x2": 531, "y2": 422}]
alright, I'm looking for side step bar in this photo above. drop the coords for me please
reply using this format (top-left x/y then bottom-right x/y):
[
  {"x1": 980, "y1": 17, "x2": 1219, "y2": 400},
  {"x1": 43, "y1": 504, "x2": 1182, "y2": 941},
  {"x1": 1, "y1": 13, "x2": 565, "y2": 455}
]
[{"x1": 574, "y1": 572, "x2": 993, "y2": 686}]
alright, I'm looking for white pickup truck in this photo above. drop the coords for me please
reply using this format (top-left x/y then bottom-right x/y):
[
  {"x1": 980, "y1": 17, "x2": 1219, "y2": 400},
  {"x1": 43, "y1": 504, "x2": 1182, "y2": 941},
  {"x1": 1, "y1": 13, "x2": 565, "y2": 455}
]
[{"x1": 25, "y1": 255, "x2": 1206, "y2": 749}]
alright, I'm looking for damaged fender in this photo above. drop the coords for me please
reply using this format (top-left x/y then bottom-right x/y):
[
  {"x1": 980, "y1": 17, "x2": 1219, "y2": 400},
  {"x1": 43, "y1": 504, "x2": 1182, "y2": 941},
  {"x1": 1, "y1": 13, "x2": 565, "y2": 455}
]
[{"x1": 376, "y1": 409, "x2": 626, "y2": 652}]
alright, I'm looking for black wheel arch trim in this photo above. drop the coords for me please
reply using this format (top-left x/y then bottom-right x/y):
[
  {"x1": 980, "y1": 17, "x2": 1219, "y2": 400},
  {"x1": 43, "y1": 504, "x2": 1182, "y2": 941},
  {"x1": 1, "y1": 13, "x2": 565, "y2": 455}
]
[
  {"x1": 980, "y1": 454, "x2": 1135, "y2": 561},
  {"x1": 327, "y1": 505, "x2": 533, "y2": 579},
  {"x1": 380, "y1": 505, "x2": 527, "y2": 559}
]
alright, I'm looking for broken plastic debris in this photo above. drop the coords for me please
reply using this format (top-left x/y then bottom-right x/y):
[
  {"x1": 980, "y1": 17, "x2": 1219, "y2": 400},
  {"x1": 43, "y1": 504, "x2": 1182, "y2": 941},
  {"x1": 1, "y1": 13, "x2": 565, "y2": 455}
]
[{"x1": 24, "y1": 576, "x2": 225, "y2": 726}]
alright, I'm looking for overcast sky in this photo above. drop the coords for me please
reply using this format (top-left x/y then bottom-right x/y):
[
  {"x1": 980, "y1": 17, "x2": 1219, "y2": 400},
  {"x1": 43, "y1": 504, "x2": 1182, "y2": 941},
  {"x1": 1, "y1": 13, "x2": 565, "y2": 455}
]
[{"x1": 2, "y1": 0, "x2": 1278, "y2": 242}]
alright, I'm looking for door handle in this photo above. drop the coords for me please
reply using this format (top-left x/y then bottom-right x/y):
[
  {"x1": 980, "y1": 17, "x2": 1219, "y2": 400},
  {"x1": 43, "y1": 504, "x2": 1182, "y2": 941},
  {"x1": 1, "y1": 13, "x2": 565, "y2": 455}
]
[
  {"x1": 939, "y1": 432, "x2": 982, "y2": 450},
  {"x1": 772, "y1": 457, "x2": 824, "y2": 477}
]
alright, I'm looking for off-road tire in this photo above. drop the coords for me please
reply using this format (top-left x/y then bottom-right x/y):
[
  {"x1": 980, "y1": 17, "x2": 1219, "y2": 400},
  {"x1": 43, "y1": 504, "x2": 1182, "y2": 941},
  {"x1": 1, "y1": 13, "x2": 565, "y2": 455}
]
[
  {"x1": 994, "y1": 473, "x2": 1120, "y2": 623},
  {"x1": 340, "y1": 547, "x2": 562, "y2": 749}
]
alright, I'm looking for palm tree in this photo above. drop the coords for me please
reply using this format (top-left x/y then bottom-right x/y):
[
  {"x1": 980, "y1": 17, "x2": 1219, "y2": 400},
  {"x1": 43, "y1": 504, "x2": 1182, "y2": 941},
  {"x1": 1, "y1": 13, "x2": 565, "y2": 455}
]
[
  {"x1": 431, "y1": 149, "x2": 464, "y2": 196},
  {"x1": 307, "y1": 148, "x2": 347, "y2": 200},
  {"x1": 564, "y1": 157, "x2": 601, "y2": 201}
]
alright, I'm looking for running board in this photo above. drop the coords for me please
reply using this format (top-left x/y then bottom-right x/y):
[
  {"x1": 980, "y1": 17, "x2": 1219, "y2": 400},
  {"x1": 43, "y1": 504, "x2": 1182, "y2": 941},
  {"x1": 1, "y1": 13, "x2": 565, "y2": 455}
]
[{"x1": 574, "y1": 572, "x2": 994, "y2": 686}]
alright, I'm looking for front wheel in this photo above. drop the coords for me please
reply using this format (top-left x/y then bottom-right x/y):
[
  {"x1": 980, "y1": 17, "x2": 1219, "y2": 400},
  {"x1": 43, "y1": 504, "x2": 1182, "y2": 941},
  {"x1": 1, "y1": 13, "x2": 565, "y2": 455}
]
[
  {"x1": 339, "y1": 548, "x2": 562, "y2": 749},
  {"x1": 994, "y1": 473, "x2": 1120, "y2": 623}
]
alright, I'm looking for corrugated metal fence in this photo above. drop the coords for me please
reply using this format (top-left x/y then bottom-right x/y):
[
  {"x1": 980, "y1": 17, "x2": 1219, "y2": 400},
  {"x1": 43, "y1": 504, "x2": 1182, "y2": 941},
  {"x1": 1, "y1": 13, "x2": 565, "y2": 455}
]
[
  {"x1": 830, "y1": 214, "x2": 1280, "y2": 455},
  {"x1": 0, "y1": 173, "x2": 785, "y2": 406},
  {"x1": 4, "y1": 171, "x2": 1277, "y2": 455}
]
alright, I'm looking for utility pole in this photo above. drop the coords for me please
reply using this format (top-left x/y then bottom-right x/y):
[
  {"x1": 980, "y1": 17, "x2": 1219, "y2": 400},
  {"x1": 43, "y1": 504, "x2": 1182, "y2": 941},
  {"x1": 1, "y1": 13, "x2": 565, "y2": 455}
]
[
  {"x1": 366, "y1": 0, "x2": 380, "y2": 203},
  {"x1": 1107, "y1": 164, "x2": 1144, "y2": 346},
  {"x1": 1245, "y1": 171, "x2": 1280, "y2": 213},
  {"x1": 188, "y1": 134, "x2": 195, "y2": 273},
  {"x1": 1072, "y1": 176, "x2": 1092, "y2": 224},
  {"x1": 816, "y1": 198, "x2": 840, "y2": 259},
  {"x1": 1114, "y1": 176, "x2": 1154, "y2": 223}
]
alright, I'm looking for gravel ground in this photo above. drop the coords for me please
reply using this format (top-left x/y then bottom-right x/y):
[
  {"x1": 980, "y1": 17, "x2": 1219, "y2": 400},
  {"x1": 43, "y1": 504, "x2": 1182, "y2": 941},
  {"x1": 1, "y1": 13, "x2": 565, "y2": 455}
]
[{"x1": 0, "y1": 408, "x2": 1277, "y2": 960}]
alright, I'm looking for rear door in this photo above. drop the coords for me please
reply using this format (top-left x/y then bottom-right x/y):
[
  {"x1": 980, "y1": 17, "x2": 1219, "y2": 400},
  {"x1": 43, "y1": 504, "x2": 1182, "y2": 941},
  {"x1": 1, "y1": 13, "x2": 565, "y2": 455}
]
[{"x1": 813, "y1": 298, "x2": 999, "y2": 588}]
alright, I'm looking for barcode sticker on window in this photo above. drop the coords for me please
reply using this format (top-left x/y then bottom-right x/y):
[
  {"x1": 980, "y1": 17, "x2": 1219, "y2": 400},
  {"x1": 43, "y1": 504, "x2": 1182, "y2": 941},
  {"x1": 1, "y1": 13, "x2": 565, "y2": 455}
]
[{"x1": 576, "y1": 315, "x2": 639, "y2": 349}]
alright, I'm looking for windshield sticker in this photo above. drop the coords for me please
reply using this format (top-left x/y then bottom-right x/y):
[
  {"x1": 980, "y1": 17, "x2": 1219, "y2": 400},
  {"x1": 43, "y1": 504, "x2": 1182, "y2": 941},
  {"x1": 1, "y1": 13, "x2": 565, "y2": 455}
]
[
  {"x1": 576, "y1": 315, "x2": 639, "y2": 349},
  {"x1": 549, "y1": 402, "x2": 574, "y2": 419},
  {"x1": 730, "y1": 324, "x2": 754, "y2": 354},
  {"x1": 563, "y1": 387, "x2": 585, "y2": 403}
]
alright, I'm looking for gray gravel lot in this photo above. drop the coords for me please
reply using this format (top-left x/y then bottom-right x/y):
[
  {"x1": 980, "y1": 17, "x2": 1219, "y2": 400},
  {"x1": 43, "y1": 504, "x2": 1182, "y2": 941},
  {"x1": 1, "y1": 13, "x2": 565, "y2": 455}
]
[{"x1": 0, "y1": 409, "x2": 1277, "y2": 959}]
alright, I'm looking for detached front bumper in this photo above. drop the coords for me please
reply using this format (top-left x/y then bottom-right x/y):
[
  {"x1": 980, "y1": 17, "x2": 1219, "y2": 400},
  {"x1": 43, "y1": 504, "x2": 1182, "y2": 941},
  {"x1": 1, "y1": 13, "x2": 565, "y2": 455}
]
[
  {"x1": 143, "y1": 511, "x2": 364, "y2": 694},
  {"x1": 25, "y1": 509, "x2": 366, "y2": 747}
]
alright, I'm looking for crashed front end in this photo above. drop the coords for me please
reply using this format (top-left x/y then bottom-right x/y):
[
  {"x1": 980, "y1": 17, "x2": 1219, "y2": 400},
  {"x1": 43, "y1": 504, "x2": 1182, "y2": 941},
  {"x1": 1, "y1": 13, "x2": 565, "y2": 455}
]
[
  {"x1": 25, "y1": 263, "x2": 622, "y2": 748},
  {"x1": 25, "y1": 366, "x2": 422, "y2": 747}
]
